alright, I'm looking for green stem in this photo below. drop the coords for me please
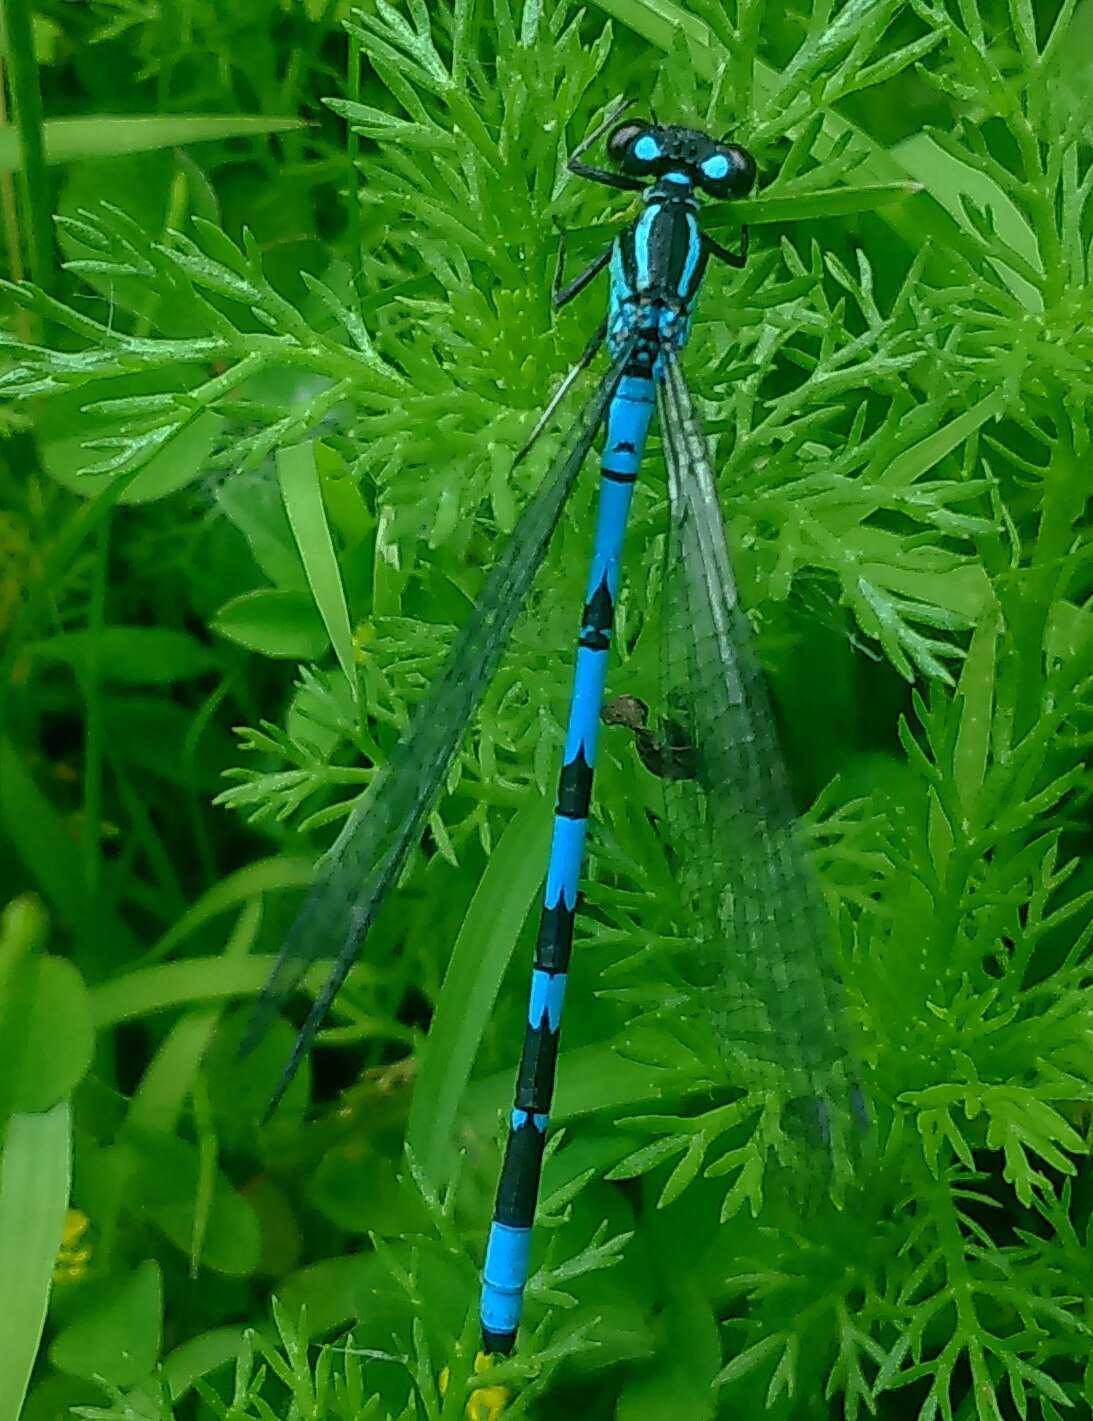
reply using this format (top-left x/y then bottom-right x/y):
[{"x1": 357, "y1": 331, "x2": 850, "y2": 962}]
[
  {"x1": 346, "y1": 27, "x2": 363, "y2": 291},
  {"x1": 1, "y1": 0, "x2": 53, "y2": 292},
  {"x1": 81, "y1": 514, "x2": 109, "y2": 893}
]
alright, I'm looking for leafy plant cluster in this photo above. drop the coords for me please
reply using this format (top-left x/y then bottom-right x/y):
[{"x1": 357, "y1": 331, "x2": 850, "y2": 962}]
[{"x1": 0, "y1": 1, "x2": 1089, "y2": 1419}]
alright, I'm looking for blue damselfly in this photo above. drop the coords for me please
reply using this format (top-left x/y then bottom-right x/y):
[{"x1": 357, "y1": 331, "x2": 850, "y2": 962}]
[{"x1": 244, "y1": 101, "x2": 861, "y2": 1359}]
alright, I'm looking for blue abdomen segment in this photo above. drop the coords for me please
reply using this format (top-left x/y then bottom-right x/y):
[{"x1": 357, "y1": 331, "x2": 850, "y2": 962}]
[
  {"x1": 529, "y1": 968, "x2": 566, "y2": 1032},
  {"x1": 601, "y1": 376, "x2": 654, "y2": 480},
  {"x1": 480, "y1": 371, "x2": 657, "y2": 1356},
  {"x1": 481, "y1": 1220, "x2": 534, "y2": 1346}
]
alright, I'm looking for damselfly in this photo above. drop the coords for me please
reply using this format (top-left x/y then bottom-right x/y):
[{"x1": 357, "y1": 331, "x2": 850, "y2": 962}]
[{"x1": 243, "y1": 101, "x2": 861, "y2": 1359}]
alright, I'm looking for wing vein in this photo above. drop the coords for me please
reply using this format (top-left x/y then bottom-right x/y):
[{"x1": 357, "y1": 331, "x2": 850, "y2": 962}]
[
  {"x1": 246, "y1": 340, "x2": 636, "y2": 1112},
  {"x1": 656, "y1": 351, "x2": 858, "y2": 1150}
]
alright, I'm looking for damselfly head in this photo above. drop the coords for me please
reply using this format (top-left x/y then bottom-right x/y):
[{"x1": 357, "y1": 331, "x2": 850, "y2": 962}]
[{"x1": 607, "y1": 121, "x2": 757, "y2": 199}]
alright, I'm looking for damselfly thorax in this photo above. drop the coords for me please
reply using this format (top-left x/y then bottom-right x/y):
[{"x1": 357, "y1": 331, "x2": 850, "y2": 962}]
[{"x1": 609, "y1": 187, "x2": 709, "y2": 368}]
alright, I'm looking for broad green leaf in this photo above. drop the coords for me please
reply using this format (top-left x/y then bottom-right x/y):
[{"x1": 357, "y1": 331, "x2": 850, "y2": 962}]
[
  {"x1": 42, "y1": 402, "x2": 223, "y2": 505},
  {"x1": 216, "y1": 467, "x2": 307, "y2": 591},
  {"x1": 0, "y1": 897, "x2": 44, "y2": 1125},
  {"x1": 126, "y1": 901, "x2": 263, "y2": 1136},
  {"x1": 408, "y1": 792, "x2": 553, "y2": 1187},
  {"x1": 121, "y1": 1133, "x2": 260, "y2": 1277},
  {"x1": 0, "y1": 114, "x2": 306, "y2": 174},
  {"x1": 0, "y1": 1103, "x2": 71, "y2": 1421},
  {"x1": 90, "y1": 956, "x2": 277, "y2": 1027},
  {"x1": 160, "y1": 1327, "x2": 251, "y2": 1403},
  {"x1": 278, "y1": 441, "x2": 358, "y2": 696},
  {"x1": 708, "y1": 181, "x2": 922, "y2": 232},
  {"x1": 24, "y1": 627, "x2": 216, "y2": 684},
  {"x1": 211, "y1": 589, "x2": 328, "y2": 659},
  {"x1": 49, "y1": 1259, "x2": 162, "y2": 1386},
  {"x1": 7, "y1": 956, "x2": 94, "y2": 1114}
]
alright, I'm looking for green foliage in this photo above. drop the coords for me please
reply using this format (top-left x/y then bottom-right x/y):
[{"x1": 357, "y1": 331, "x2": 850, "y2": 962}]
[{"x1": 0, "y1": 0, "x2": 1090, "y2": 1419}]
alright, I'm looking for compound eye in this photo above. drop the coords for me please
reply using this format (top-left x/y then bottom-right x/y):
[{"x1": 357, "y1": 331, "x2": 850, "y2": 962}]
[
  {"x1": 607, "y1": 122, "x2": 661, "y2": 174},
  {"x1": 700, "y1": 142, "x2": 757, "y2": 197}
]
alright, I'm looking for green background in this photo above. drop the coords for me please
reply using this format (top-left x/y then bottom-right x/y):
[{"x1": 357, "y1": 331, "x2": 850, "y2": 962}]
[{"x1": 0, "y1": 1, "x2": 1090, "y2": 1418}]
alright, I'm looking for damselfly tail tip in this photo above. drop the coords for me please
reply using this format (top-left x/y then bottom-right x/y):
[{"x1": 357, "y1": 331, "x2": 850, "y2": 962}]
[
  {"x1": 237, "y1": 1004, "x2": 270, "y2": 1062},
  {"x1": 237, "y1": 1002, "x2": 307, "y2": 1121},
  {"x1": 259, "y1": 1065, "x2": 297, "y2": 1124},
  {"x1": 259, "y1": 1093, "x2": 283, "y2": 1127},
  {"x1": 510, "y1": 436, "x2": 534, "y2": 470}
]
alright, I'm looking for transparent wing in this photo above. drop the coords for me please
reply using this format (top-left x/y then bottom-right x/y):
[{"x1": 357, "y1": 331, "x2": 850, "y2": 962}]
[
  {"x1": 656, "y1": 351, "x2": 860, "y2": 1157},
  {"x1": 245, "y1": 342, "x2": 635, "y2": 1113}
]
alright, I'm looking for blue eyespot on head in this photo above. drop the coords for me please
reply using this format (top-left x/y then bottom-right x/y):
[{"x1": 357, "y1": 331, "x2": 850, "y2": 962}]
[
  {"x1": 608, "y1": 121, "x2": 663, "y2": 177},
  {"x1": 699, "y1": 141, "x2": 757, "y2": 198},
  {"x1": 634, "y1": 133, "x2": 662, "y2": 163},
  {"x1": 607, "y1": 120, "x2": 756, "y2": 195}
]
